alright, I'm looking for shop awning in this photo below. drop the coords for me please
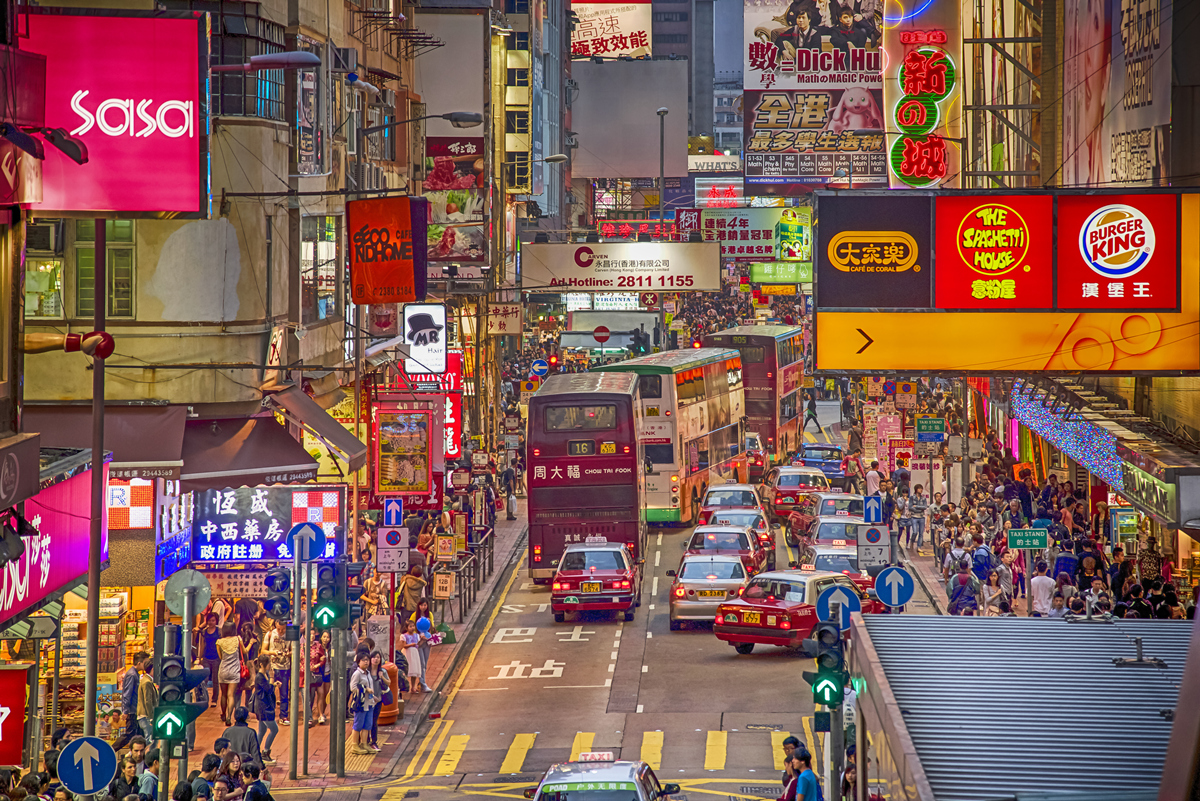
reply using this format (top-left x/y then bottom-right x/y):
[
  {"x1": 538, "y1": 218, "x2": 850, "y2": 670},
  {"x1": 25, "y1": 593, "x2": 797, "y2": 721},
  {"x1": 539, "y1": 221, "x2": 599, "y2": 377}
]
[
  {"x1": 265, "y1": 386, "x2": 368, "y2": 472},
  {"x1": 24, "y1": 404, "x2": 186, "y2": 480},
  {"x1": 180, "y1": 417, "x2": 318, "y2": 492},
  {"x1": 560, "y1": 331, "x2": 634, "y2": 350}
]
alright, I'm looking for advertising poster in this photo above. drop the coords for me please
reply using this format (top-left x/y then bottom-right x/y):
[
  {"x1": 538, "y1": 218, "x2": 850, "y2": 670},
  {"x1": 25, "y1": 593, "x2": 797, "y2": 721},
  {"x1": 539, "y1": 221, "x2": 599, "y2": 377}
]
[
  {"x1": 676, "y1": 208, "x2": 789, "y2": 261},
  {"x1": 301, "y1": 391, "x2": 368, "y2": 485},
  {"x1": 1062, "y1": 0, "x2": 1171, "y2": 186},
  {"x1": 376, "y1": 410, "x2": 432, "y2": 495},
  {"x1": 296, "y1": 41, "x2": 324, "y2": 176},
  {"x1": 347, "y1": 196, "x2": 429, "y2": 304},
  {"x1": 425, "y1": 137, "x2": 486, "y2": 190},
  {"x1": 570, "y1": 0, "x2": 652, "y2": 58},
  {"x1": 881, "y1": 2, "x2": 962, "y2": 188},
  {"x1": 426, "y1": 189, "x2": 487, "y2": 263},
  {"x1": 750, "y1": 261, "x2": 812, "y2": 283},
  {"x1": 742, "y1": 0, "x2": 884, "y2": 193}
]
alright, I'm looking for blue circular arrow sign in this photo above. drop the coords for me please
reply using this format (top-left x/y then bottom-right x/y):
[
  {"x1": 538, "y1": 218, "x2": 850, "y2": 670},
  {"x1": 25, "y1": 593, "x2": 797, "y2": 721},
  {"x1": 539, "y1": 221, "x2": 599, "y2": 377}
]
[
  {"x1": 59, "y1": 737, "x2": 118, "y2": 796},
  {"x1": 875, "y1": 566, "x2": 915, "y2": 608},
  {"x1": 530, "y1": 359, "x2": 549, "y2": 376},
  {"x1": 816, "y1": 584, "x2": 862, "y2": 631}
]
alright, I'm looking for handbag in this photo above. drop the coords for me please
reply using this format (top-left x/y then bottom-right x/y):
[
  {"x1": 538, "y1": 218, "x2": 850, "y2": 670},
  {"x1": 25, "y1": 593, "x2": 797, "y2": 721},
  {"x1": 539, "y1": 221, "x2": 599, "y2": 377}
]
[{"x1": 240, "y1": 660, "x2": 250, "y2": 682}]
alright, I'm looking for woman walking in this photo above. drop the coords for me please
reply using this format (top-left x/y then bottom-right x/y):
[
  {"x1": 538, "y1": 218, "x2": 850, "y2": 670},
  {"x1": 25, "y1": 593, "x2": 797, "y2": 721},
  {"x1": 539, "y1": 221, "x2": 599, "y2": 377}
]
[
  {"x1": 396, "y1": 565, "x2": 427, "y2": 620},
  {"x1": 410, "y1": 599, "x2": 435, "y2": 693},
  {"x1": 216, "y1": 622, "x2": 247, "y2": 725},
  {"x1": 252, "y1": 655, "x2": 279, "y2": 765},
  {"x1": 367, "y1": 651, "x2": 391, "y2": 750},
  {"x1": 236, "y1": 621, "x2": 259, "y2": 709},
  {"x1": 982, "y1": 569, "x2": 1005, "y2": 616}
]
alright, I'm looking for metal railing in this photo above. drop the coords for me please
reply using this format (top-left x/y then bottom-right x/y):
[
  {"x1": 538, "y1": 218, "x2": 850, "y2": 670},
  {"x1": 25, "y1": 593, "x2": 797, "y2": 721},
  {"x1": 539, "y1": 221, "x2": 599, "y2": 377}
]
[{"x1": 432, "y1": 525, "x2": 498, "y2": 624}]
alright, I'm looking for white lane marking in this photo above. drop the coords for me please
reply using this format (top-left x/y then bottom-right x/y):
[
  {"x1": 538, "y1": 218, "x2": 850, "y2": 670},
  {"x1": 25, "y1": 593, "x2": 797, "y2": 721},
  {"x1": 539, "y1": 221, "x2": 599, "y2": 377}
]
[
  {"x1": 636, "y1": 704, "x2": 645, "y2": 713},
  {"x1": 520, "y1": 582, "x2": 534, "y2": 590},
  {"x1": 608, "y1": 664, "x2": 615, "y2": 673},
  {"x1": 611, "y1": 651, "x2": 619, "y2": 660},
  {"x1": 652, "y1": 576, "x2": 659, "y2": 596},
  {"x1": 546, "y1": 684, "x2": 608, "y2": 689},
  {"x1": 457, "y1": 687, "x2": 510, "y2": 691},
  {"x1": 642, "y1": 665, "x2": 648, "y2": 673},
  {"x1": 657, "y1": 532, "x2": 663, "y2": 546},
  {"x1": 614, "y1": 630, "x2": 622, "y2": 638},
  {"x1": 605, "y1": 678, "x2": 612, "y2": 687},
  {"x1": 649, "y1": 604, "x2": 655, "y2": 610},
  {"x1": 654, "y1": 551, "x2": 661, "y2": 567},
  {"x1": 646, "y1": 632, "x2": 653, "y2": 639}
]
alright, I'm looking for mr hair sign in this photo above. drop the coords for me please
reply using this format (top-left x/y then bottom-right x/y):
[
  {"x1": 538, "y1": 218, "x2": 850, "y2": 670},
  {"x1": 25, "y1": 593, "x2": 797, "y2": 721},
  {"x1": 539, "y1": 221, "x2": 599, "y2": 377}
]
[{"x1": 403, "y1": 303, "x2": 447, "y2": 375}]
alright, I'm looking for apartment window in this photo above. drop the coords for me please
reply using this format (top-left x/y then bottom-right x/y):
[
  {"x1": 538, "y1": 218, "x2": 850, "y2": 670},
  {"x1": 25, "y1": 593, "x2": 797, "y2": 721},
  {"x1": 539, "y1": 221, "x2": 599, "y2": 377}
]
[
  {"x1": 211, "y1": 12, "x2": 286, "y2": 121},
  {"x1": 505, "y1": 0, "x2": 530, "y2": 12},
  {"x1": 25, "y1": 257, "x2": 64, "y2": 319},
  {"x1": 301, "y1": 216, "x2": 342, "y2": 325},
  {"x1": 366, "y1": 106, "x2": 397, "y2": 162},
  {"x1": 653, "y1": 11, "x2": 689, "y2": 21},
  {"x1": 656, "y1": 33, "x2": 689, "y2": 43},
  {"x1": 75, "y1": 220, "x2": 135, "y2": 319}
]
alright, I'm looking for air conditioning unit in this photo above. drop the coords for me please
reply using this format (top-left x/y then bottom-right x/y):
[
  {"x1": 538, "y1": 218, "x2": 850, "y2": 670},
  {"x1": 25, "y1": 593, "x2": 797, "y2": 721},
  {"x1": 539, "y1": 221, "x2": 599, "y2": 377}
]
[
  {"x1": 26, "y1": 222, "x2": 59, "y2": 254},
  {"x1": 330, "y1": 47, "x2": 358, "y2": 74}
]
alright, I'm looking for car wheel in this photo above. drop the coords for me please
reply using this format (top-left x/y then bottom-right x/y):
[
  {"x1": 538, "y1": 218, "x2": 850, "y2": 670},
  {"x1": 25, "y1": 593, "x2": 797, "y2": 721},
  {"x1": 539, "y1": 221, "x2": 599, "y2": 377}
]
[
  {"x1": 624, "y1": 608, "x2": 635, "y2": 622},
  {"x1": 767, "y1": 553, "x2": 777, "y2": 571},
  {"x1": 734, "y1": 643, "x2": 755, "y2": 655},
  {"x1": 669, "y1": 619, "x2": 681, "y2": 631},
  {"x1": 635, "y1": 591, "x2": 642, "y2": 608},
  {"x1": 553, "y1": 612, "x2": 565, "y2": 623}
]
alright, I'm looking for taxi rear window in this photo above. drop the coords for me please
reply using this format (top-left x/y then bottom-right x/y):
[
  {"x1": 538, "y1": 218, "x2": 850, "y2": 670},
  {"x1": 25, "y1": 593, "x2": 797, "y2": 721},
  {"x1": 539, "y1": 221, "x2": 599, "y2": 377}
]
[
  {"x1": 681, "y1": 561, "x2": 745, "y2": 579},
  {"x1": 743, "y1": 579, "x2": 805, "y2": 602},
  {"x1": 801, "y1": 448, "x2": 839, "y2": 460},
  {"x1": 821, "y1": 498, "x2": 864, "y2": 515},
  {"x1": 816, "y1": 521, "x2": 859, "y2": 540},
  {"x1": 778, "y1": 473, "x2": 829, "y2": 488},
  {"x1": 691, "y1": 531, "x2": 750, "y2": 550},
  {"x1": 815, "y1": 553, "x2": 858, "y2": 573},
  {"x1": 561, "y1": 550, "x2": 626, "y2": 571},
  {"x1": 708, "y1": 511, "x2": 763, "y2": 528},
  {"x1": 705, "y1": 489, "x2": 757, "y2": 507}
]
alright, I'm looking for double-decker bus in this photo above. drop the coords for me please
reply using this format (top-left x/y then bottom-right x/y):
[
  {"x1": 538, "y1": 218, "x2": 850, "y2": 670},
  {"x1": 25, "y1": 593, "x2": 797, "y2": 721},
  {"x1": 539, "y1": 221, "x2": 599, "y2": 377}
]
[
  {"x1": 596, "y1": 349, "x2": 748, "y2": 526},
  {"x1": 703, "y1": 325, "x2": 805, "y2": 463},
  {"x1": 526, "y1": 372, "x2": 647, "y2": 582}
]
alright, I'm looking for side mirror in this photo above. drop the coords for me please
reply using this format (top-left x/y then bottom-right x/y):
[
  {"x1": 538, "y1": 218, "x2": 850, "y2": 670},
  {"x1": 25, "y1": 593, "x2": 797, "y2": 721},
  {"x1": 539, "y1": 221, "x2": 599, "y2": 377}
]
[
  {"x1": 551, "y1": 559, "x2": 560, "y2": 567},
  {"x1": 637, "y1": 557, "x2": 645, "y2": 565},
  {"x1": 666, "y1": 569, "x2": 677, "y2": 577},
  {"x1": 660, "y1": 784, "x2": 681, "y2": 797},
  {"x1": 524, "y1": 790, "x2": 537, "y2": 799}
]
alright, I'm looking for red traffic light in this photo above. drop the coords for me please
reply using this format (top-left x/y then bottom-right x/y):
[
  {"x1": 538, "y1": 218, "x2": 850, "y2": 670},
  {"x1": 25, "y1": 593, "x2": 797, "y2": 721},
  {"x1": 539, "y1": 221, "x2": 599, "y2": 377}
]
[
  {"x1": 692, "y1": 341, "x2": 701, "y2": 348},
  {"x1": 550, "y1": 355, "x2": 558, "y2": 364}
]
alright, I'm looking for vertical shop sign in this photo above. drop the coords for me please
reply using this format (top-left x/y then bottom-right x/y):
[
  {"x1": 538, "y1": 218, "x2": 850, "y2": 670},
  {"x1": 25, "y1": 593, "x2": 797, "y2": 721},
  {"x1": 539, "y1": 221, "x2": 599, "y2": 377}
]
[
  {"x1": 883, "y1": 0, "x2": 962, "y2": 188},
  {"x1": 348, "y1": 196, "x2": 429, "y2": 304},
  {"x1": 295, "y1": 37, "x2": 325, "y2": 176}
]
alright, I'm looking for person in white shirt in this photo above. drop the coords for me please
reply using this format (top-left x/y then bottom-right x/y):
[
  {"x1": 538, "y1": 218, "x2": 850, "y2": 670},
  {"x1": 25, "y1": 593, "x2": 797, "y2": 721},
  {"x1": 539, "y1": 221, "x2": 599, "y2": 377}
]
[
  {"x1": 1030, "y1": 560, "x2": 1056, "y2": 616},
  {"x1": 865, "y1": 461, "x2": 881, "y2": 495}
]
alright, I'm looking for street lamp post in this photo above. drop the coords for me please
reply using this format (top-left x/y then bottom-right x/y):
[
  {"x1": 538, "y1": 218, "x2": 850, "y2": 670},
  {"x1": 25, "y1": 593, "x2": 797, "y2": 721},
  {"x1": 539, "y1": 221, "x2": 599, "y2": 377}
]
[{"x1": 657, "y1": 108, "x2": 668, "y2": 232}]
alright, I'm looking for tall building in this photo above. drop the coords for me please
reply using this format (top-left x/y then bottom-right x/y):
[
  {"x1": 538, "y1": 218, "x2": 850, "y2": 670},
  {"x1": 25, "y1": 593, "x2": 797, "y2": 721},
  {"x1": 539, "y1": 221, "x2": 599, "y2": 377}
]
[{"x1": 652, "y1": 0, "x2": 713, "y2": 135}]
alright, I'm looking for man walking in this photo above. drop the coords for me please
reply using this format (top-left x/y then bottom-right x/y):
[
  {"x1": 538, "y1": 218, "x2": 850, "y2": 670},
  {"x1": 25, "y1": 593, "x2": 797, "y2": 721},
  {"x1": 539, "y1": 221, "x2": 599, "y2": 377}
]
[
  {"x1": 113, "y1": 650, "x2": 148, "y2": 750},
  {"x1": 841, "y1": 448, "x2": 865, "y2": 494},
  {"x1": 800, "y1": 393, "x2": 820, "y2": 434},
  {"x1": 1030, "y1": 561, "x2": 1055, "y2": 616},
  {"x1": 865, "y1": 461, "x2": 882, "y2": 495},
  {"x1": 136, "y1": 655, "x2": 158, "y2": 740}
]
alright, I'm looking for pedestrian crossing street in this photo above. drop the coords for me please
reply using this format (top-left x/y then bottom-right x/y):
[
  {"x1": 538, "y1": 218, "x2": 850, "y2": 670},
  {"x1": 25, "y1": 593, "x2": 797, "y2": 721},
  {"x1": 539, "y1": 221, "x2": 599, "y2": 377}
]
[{"x1": 398, "y1": 719, "x2": 829, "y2": 778}]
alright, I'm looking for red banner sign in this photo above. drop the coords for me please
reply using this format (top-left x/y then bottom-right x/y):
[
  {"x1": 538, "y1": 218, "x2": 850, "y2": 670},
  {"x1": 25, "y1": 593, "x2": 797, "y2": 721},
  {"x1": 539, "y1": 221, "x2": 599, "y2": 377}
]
[{"x1": 348, "y1": 196, "x2": 429, "y2": 304}]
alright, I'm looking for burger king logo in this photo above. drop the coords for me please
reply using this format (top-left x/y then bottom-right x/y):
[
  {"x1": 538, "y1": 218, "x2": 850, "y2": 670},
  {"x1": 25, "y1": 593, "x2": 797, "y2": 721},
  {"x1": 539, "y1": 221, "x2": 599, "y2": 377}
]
[{"x1": 1078, "y1": 204, "x2": 1156, "y2": 279}]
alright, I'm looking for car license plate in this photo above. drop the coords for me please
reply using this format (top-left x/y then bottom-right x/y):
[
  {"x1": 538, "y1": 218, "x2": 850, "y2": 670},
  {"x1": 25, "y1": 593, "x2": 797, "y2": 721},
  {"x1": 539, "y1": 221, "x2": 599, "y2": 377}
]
[
  {"x1": 742, "y1": 611, "x2": 761, "y2": 624},
  {"x1": 581, "y1": 582, "x2": 602, "y2": 593},
  {"x1": 698, "y1": 590, "x2": 723, "y2": 598}
]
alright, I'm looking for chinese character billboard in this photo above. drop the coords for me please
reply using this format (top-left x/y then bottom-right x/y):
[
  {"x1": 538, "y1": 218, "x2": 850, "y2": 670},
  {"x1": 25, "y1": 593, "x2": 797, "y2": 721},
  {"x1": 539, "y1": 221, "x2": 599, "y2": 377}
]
[
  {"x1": 676, "y1": 208, "x2": 791, "y2": 261},
  {"x1": 570, "y1": 0, "x2": 652, "y2": 58},
  {"x1": 521, "y1": 242, "x2": 722, "y2": 292},
  {"x1": 881, "y1": 1, "x2": 962, "y2": 188},
  {"x1": 1062, "y1": 0, "x2": 1171, "y2": 186},
  {"x1": 742, "y1": 0, "x2": 884, "y2": 193},
  {"x1": 192, "y1": 486, "x2": 345, "y2": 563}
]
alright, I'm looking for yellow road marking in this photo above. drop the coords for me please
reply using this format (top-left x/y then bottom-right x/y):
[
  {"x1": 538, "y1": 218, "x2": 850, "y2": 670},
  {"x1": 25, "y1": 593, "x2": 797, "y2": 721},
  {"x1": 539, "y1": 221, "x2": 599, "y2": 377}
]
[
  {"x1": 569, "y1": 732, "x2": 595, "y2": 761},
  {"x1": 640, "y1": 730, "x2": 664, "y2": 770},
  {"x1": 704, "y1": 730, "x2": 727, "y2": 771},
  {"x1": 434, "y1": 733, "x2": 471, "y2": 776},
  {"x1": 500, "y1": 733, "x2": 538, "y2": 774},
  {"x1": 401, "y1": 718, "x2": 443, "y2": 778},
  {"x1": 770, "y1": 731, "x2": 792, "y2": 770},
  {"x1": 802, "y1": 716, "x2": 818, "y2": 761},
  {"x1": 419, "y1": 718, "x2": 455, "y2": 777},
  {"x1": 804, "y1": 431, "x2": 816, "y2": 443},
  {"x1": 822, "y1": 428, "x2": 832, "y2": 444}
]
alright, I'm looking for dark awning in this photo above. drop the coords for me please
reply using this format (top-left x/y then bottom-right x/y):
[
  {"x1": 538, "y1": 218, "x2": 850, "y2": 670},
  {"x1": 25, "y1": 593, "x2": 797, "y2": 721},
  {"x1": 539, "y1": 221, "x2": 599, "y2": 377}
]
[
  {"x1": 265, "y1": 385, "x2": 368, "y2": 472},
  {"x1": 24, "y1": 405, "x2": 186, "y2": 479},
  {"x1": 180, "y1": 417, "x2": 318, "y2": 492}
]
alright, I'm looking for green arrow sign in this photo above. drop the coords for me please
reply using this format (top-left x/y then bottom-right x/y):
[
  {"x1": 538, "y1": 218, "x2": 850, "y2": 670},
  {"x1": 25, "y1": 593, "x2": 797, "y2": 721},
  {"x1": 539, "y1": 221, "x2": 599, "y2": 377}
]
[
  {"x1": 314, "y1": 604, "x2": 337, "y2": 627},
  {"x1": 814, "y1": 678, "x2": 840, "y2": 705},
  {"x1": 156, "y1": 711, "x2": 183, "y2": 737}
]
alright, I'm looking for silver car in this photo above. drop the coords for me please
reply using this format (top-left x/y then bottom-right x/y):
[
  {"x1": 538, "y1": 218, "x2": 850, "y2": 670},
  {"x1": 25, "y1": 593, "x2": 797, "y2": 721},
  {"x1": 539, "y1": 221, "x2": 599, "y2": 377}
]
[{"x1": 666, "y1": 554, "x2": 748, "y2": 630}]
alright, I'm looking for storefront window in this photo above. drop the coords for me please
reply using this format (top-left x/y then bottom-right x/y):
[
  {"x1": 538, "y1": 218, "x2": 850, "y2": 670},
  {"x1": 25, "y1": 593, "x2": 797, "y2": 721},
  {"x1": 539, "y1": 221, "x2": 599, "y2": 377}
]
[
  {"x1": 24, "y1": 257, "x2": 64, "y2": 319},
  {"x1": 301, "y1": 215, "x2": 341, "y2": 325}
]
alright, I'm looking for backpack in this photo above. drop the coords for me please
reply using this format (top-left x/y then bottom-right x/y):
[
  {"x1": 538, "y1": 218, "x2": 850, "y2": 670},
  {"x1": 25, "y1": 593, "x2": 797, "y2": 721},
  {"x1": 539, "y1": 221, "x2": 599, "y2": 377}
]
[
  {"x1": 948, "y1": 573, "x2": 979, "y2": 615},
  {"x1": 972, "y1": 545, "x2": 996, "y2": 581}
]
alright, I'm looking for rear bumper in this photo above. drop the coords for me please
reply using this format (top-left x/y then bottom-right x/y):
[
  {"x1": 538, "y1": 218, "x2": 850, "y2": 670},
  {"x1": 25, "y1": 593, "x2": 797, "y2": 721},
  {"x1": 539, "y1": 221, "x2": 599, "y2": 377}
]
[
  {"x1": 529, "y1": 567, "x2": 556, "y2": 580},
  {"x1": 646, "y1": 507, "x2": 682, "y2": 523},
  {"x1": 551, "y1": 593, "x2": 635, "y2": 612},
  {"x1": 669, "y1": 598, "x2": 728, "y2": 620},
  {"x1": 714, "y1": 624, "x2": 801, "y2": 648}
]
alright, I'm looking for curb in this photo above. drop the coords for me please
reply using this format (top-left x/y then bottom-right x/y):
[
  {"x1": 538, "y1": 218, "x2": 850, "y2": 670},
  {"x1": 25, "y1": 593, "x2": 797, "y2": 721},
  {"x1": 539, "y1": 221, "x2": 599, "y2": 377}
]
[
  {"x1": 379, "y1": 526, "x2": 529, "y2": 775},
  {"x1": 903, "y1": 554, "x2": 948, "y2": 616}
]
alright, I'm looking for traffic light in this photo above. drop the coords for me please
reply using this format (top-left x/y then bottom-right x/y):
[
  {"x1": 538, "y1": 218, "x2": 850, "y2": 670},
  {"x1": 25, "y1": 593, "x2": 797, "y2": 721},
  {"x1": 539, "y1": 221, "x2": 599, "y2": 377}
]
[
  {"x1": 631, "y1": 329, "x2": 650, "y2": 355},
  {"x1": 801, "y1": 620, "x2": 846, "y2": 707},
  {"x1": 153, "y1": 625, "x2": 207, "y2": 740},
  {"x1": 312, "y1": 562, "x2": 338, "y2": 629},
  {"x1": 263, "y1": 567, "x2": 292, "y2": 620},
  {"x1": 549, "y1": 354, "x2": 559, "y2": 371},
  {"x1": 336, "y1": 559, "x2": 370, "y2": 628}
]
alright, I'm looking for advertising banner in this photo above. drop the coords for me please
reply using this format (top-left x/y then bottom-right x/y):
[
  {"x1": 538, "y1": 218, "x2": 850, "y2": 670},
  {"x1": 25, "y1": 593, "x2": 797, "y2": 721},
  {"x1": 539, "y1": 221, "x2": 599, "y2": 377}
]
[
  {"x1": 521, "y1": 242, "x2": 722, "y2": 292},
  {"x1": 348, "y1": 196, "x2": 429, "y2": 304},
  {"x1": 376, "y1": 409, "x2": 432, "y2": 496},
  {"x1": 815, "y1": 191, "x2": 1200, "y2": 372},
  {"x1": 881, "y1": 2, "x2": 962, "y2": 188},
  {"x1": 192, "y1": 486, "x2": 345, "y2": 563},
  {"x1": 27, "y1": 14, "x2": 208, "y2": 214},
  {"x1": 570, "y1": 0, "x2": 652, "y2": 58},
  {"x1": 486, "y1": 303, "x2": 523, "y2": 335},
  {"x1": 0, "y1": 667, "x2": 30, "y2": 766},
  {"x1": 301, "y1": 390, "x2": 368, "y2": 485},
  {"x1": 676, "y1": 208, "x2": 788, "y2": 261},
  {"x1": 750, "y1": 262, "x2": 812, "y2": 283},
  {"x1": 403, "y1": 303, "x2": 447, "y2": 375},
  {"x1": 1062, "y1": 0, "x2": 1171, "y2": 186}
]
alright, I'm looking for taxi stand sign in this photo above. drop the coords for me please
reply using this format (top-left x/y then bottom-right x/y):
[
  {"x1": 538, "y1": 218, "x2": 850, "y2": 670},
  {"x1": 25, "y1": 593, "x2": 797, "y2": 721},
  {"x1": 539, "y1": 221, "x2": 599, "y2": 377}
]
[{"x1": 1008, "y1": 528, "x2": 1049, "y2": 549}]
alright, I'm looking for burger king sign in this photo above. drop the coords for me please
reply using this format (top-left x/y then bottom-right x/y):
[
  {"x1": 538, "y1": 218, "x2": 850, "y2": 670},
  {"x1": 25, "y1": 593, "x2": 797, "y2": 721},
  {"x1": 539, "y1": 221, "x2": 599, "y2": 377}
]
[{"x1": 1057, "y1": 194, "x2": 1177, "y2": 311}]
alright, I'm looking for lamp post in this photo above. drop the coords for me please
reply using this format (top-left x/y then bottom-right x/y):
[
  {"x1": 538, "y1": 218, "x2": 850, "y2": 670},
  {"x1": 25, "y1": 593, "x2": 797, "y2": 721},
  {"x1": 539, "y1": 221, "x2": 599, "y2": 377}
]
[
  {"x1": 657, "y1": 107, "x2": 668, "y2": 233},
  {"x1": 356, "y1": 111, "x2": 484, "y2": 191}
]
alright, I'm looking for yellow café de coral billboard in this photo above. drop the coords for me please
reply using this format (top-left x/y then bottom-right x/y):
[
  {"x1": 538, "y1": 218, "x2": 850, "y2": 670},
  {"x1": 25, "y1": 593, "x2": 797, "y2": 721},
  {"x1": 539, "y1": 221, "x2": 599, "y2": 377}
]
[{"x1": 814, "y1": 191, "x2": 1199, "y2": 373}]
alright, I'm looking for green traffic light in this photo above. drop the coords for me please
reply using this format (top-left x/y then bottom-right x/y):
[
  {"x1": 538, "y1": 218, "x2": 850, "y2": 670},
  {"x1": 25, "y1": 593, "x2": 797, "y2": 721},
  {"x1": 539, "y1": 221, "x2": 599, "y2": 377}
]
[
  {"x1": 811, "y1": 668, "x2": 845, "y2": 707},
  {"x1": 314, "y1": 603, "x2": 338, "y2": 627},
  {"x1": 155, "y1": 710, "x2": 184, "y2": 738}
]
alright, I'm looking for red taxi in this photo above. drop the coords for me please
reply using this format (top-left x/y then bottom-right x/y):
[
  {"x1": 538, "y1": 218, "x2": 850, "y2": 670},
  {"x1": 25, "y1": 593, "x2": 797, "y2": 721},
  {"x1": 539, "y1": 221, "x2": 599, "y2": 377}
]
[
  {"x1": 786, "y1": 492, "x2": 864, "y2": 546},
  {"x1": 796, "y1": 515, "x2": 864, "y2": 549},
  {"x1": 713, "y1": 569, "x2": 883, "y2": 654},
  {"x1": 794, "y1": 543, "x2": 876, "y2": 594},
  {"x1": 551, "y1": 542, "x2": 643, "y2": 623},
  {"x1": 681, "y1": 525, "x2": 771, "y2": 574},
  {"x1": 745, "y1": 432, "x2": 770, "y2": 482},
  {"x1": 761, "y1": 466, "x2": 831, "y2": 522},
  {"x1": 704, "y1": 507, "x2": 774, "y2": 557}
]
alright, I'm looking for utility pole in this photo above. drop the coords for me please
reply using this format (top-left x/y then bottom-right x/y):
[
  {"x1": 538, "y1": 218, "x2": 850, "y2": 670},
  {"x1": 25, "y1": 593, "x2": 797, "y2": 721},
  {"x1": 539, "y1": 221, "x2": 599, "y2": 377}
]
[
  {"x1": 84, "y1": 219, "x2": 106, "y2": 737},
  {"x1": 288, "y1": 549, "x2": 301, "y2": 779},
  {"x1": 960, "y1": 379, "x2": 970, "y2": 496},
  {"x1": 827, "y1": 602, "x2": 844, "y2": 792}
]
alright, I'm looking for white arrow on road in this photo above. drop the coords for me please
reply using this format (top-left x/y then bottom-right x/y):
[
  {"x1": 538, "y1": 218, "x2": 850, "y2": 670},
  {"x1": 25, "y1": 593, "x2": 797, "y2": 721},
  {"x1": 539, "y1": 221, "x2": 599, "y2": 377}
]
[
  {"x1": 74, "y1": 741, "x2": 99, "y2": 791},
  {"x1": 885, "y1": 570, "x2": 905, "y2": 606}
]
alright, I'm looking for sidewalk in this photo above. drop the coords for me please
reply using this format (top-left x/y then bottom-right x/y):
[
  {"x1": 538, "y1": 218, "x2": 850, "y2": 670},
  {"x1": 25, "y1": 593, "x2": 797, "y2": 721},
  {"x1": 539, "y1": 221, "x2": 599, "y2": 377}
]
[
  {"x1": 902, "y1": 545, "x2": 1035, "y2": 617},
  {"x1": 186, "y1": 502, "x2": 528, "y2": 791}
]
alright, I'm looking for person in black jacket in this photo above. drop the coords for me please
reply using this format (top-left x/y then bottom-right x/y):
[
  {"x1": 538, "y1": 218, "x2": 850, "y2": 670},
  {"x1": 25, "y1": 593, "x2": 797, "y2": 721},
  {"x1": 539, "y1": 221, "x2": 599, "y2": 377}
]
[
  {"x1": 220, "y1": 707, "x2": 263, "y2": 770},
  {"x1": 109, "y1": 759, "x2": 140, "y2": 800},
  {"x1": 252, "y1": 656, "x2": 279, "y2": 765}
]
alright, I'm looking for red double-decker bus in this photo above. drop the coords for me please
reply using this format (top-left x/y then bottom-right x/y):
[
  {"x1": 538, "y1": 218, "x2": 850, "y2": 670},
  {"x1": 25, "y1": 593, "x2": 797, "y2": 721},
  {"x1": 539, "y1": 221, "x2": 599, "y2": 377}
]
[
  {"x1": 526, "y1": 372, "x2": 647, "y2": 582},
  {"x1": 703, "y1": 325, "x2": 805, "y2": 463}
]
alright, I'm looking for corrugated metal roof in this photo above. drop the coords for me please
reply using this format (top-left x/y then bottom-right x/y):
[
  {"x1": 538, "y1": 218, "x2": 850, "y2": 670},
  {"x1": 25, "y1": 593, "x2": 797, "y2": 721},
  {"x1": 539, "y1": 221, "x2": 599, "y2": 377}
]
[{"x1": 863, "y1": 616, "x2": 1190, "y2": 801}]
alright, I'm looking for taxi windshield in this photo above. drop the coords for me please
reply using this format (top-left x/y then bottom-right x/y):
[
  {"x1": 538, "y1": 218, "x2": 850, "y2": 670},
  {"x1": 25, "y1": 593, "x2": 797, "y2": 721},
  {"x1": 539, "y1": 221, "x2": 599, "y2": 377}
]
[
  {"x1": 816, "y1": 521, "x2": 859, "y2": 541},
  {"x1": 778, "y1": 473, "x2": 829, "y2": 488},
  {"x1": 561, "y1": 550, "x2": 626, "y2": 571},
  {"x1": 680, "y1": 560, "x2": 746, "y2": 580},
  {"x1": 815, "y1": 553, "x2": 858, "y2": 573},
  {"x1": 538, "y1": 782, "x2": 641, "y2": 801},
  {"x1": 821, "y1": 498, "x2": 863, "y2": 516},
  {"x1": 743, "y1": 578, "x2": 805, "y2": 603},
  {"x1": 691, "y1": 531, "x2": 750, "y2": 550},
  {"x1": 744, "y1": 435, "x2": 762, "y2": 450},
  {"x1": 708, "y1": 511, "x2": 764, "y2": 528},
  {"x1": 704, "y1": 489, "x2": 757, "y2": 507}
]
